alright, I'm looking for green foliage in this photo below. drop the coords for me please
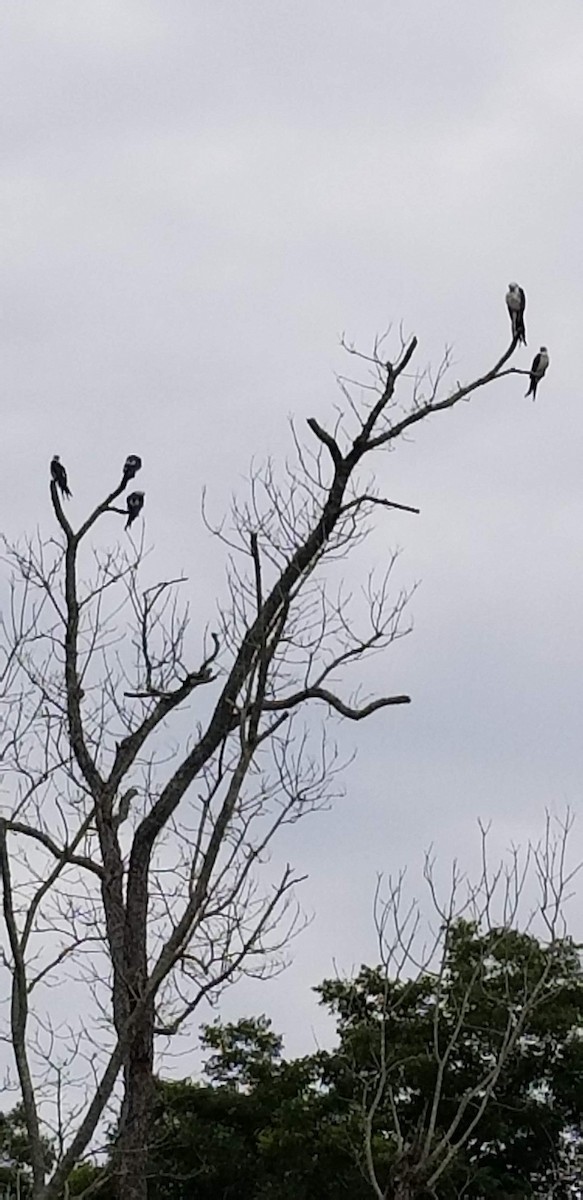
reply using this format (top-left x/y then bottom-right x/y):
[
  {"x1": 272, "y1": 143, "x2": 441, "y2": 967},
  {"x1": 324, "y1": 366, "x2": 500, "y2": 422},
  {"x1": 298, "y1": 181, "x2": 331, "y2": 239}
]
[
  {"x1": 132, "y1": 926, "x2": 583, "y2": 1197},
  {"x1": 0, "y1": 1105, "x2": 53, "y2": 1198},
  {"x1": 201, "y1": 1015, "x2": 284, "y2": 1087},
  {"x1": 145, "y1": 1017, "x2": 366, "y2": 1199},
  {"x1": 66, "y1": 1162, "x2": 114, "y2": 1197},
  {"x1": 317, "y1": 921, "x2": 583, "y2": 1197},
  {"x1": 4, "y1": 923, "x2": 583, "y2": 1198}
]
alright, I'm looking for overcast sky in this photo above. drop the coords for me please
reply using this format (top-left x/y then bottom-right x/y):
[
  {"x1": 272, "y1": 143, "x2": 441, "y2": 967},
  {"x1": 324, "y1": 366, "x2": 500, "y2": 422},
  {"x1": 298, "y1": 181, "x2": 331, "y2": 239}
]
[{"x1": 3, "y1": 0, "x2": 583, "y2": 1068}]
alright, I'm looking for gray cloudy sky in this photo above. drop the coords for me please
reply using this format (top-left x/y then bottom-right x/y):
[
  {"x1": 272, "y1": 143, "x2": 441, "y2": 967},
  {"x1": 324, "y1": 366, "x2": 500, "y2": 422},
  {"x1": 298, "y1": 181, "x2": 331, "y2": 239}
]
[{"x1": 3, "y1": 1, "x2": 583, "y2": 1063}]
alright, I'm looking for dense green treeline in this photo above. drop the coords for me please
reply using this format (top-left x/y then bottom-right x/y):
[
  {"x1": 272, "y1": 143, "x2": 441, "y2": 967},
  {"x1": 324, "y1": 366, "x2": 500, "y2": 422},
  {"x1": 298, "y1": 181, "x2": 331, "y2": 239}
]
[{"x1": 2, "y1": 921, "x2": 583, "y2": 1199}]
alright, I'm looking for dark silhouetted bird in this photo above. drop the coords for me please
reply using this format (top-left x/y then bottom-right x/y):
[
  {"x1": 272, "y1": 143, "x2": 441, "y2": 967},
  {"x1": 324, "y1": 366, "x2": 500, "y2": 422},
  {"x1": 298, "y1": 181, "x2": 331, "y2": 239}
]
[
  {"x1": 506, "y1": 282, "x2": 527, "y2": 345},
  {"x1": 121, "y1": 454, "x2": 142, "y2": 488},
  {"x1": 126, "y1": 490, "x2": 145, "y2": 530},
  {"x1": 50, "y1": 455, "x2": 72, "y2": 499},
  {"x1": 525, "y1": 346, "x2": 549, "y2": 400}
]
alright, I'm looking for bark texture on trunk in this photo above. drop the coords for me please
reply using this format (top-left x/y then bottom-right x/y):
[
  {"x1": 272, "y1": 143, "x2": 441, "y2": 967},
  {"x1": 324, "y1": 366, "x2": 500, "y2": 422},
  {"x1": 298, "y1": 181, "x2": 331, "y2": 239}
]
[
  {"x1": 112, "y1": 862, "x2": 154, "y2": 1200},
  {"x1": 114, "y1": 1003, "x2": 154, "y2": 1200}
]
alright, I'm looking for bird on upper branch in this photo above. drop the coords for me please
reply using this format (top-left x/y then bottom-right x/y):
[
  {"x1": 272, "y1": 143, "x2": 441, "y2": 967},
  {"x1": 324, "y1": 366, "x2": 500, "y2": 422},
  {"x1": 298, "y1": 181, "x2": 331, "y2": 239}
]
[
  {"x1": 126, "y1": 490, "x2": 145, "y2": 530},
  {"x1": 50, "y1": 455, "x2": 72, "y2": 499},
  {"x1": 121, "y1": 454, "x2": 142, "y2": 488},
  {"x1": 506, "y1": 282, "x2": 527, "y2": 345},
  {"x1": 525, "y1": 346, "x2": 549, "y2": 400}
]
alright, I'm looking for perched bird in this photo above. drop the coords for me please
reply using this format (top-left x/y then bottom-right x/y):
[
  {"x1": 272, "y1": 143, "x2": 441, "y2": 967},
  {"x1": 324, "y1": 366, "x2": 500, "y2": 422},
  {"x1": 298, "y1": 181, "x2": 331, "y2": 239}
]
[
  {"x1": 506, "y1": 282, "x2": 527, "y2": 344},
  {"x1": 50, "y1": 455, "x2": 72, "y2": 499},
  {"x1": 121, "y1": 454, "x2": 142, "y2": 488},
  {"x1": 525, "y1": 346, "x2": 549, "y2": 400},
  {"x1": 126, "y1": 490, "x2": 145, "y2": 530}
]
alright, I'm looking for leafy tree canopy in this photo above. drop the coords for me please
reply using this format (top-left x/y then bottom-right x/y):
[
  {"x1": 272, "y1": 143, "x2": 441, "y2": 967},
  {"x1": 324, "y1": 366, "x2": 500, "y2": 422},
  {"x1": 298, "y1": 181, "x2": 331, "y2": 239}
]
[
  {"x1": 7, "y1": 922, "x2": 583, "y2": 1199},
  {"x1": 317, "y1": 921, "x2": 583, "y2": 1197}
]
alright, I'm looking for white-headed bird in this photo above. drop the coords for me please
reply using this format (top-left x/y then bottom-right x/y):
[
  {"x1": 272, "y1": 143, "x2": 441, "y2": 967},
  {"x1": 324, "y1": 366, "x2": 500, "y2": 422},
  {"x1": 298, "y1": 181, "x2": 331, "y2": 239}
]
[
  {"x1": 506, "y1": 282, "x2": 527, "y2": 345},
  {"x1": 121, "y1": 454, "x2": 142, "y2": 488},
  {"x1": 50, "y1": 455, "x2": 72, "y2": 499},
  {"x1": 126, "y1": 490, "x2": 145, "y2": 530},
  {"x1": 525, "y1": 347, "x2": 549, "y2": 400}
]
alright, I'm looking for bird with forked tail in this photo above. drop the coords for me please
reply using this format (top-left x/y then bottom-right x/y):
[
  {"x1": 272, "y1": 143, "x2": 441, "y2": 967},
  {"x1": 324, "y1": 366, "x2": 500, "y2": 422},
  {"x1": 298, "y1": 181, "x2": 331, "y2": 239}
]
[
  {"x1": 506, "y1": 282, "x2": 527, "y2": 345},
  {"x1": 126, "y1": 490, "x2": 145, "y2": 530},
  {"x1": 525, "y1": 347, "x2": 549, "y2": 400},
  {"x1": 50, "y1": 455, "x2": 72, "y2": 499}
]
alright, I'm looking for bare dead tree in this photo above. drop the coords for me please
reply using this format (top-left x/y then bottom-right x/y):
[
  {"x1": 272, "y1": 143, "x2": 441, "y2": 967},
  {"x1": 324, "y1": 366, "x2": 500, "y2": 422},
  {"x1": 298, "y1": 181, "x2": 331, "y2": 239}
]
[
  {"x1": 0, "y1": 326, "x2": 530, "y2": 1200},
  {"x1": 353, "y1": 812, "x2": 581, "y2": 1200}
]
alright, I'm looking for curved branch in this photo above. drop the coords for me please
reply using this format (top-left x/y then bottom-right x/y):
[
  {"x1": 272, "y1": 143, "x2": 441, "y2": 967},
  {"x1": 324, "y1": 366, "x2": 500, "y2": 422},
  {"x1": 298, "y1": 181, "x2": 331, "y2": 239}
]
[
  {"x1": 5, "y1": 820, "x2": 103, "y2": 879},
  {"x1": 264, "y1": 686, "x2": 410, "y2": 718},
  {"x1": 367, "y1": 336, "x2": 520, "y2": 452},
  {"x1": 306, "y1": 417, "x2": 342, "y2": 465},
  {"x1": 50, "y1": 481, "x2": 105, "y2": 794},
  {"x1": 111, "y1": 669, "x2": 215, "y2": 792}
]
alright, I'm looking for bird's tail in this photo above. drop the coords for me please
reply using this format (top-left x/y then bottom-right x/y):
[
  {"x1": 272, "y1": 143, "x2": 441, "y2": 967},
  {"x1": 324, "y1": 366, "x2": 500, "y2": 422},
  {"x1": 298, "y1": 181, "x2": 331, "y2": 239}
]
[
  {"x1": 525, "y1": 380, "x2": 537, "y2": 400},
  {"x1": 64, "y1": 486, "x2": 73, "y2": 499}
]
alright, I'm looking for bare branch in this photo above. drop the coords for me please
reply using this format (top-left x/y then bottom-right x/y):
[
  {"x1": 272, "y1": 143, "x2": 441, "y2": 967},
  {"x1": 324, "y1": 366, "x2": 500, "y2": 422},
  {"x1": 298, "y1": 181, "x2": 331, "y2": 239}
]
[
  {"x1": 306, "y1": 417, "x2": 342, "y2": 465},
  {"x1": 340, "y1": 494, "x2": 420, "y2": 516},
  {"x1": 264, "y1": 685, "x2": 410, "y2": 717},
  {"x1": 0, "y1": 819, "x2": 46, "y2": 1191},
  {"x1": 5, "y1": 820, "x2": 103, "y2": 880}
]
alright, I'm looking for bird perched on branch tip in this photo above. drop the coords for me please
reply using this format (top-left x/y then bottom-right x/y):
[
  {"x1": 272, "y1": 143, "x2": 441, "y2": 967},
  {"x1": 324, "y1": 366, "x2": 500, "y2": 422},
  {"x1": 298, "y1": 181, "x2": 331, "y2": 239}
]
[
  {"x1": 126, "y1": 490, "x2": 145, "y2": 530},
  {"x1": 50, "y1": 455, "x2": 72, "y2": 499},
  {"x1": 506, "y1": 282, "x2": 527, "y2": 345},
  {"x1": 121, "y1": 454, "x2": 142, "y2": 488},
  {"x1": 525, "y1": 347, "x2": 549, "y2": 400}
]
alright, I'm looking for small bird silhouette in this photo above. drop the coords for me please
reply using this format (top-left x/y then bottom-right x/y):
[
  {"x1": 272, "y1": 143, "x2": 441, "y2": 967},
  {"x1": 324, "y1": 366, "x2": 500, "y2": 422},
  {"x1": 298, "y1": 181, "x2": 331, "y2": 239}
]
[
  {"x1": 121, "y1": 455, "x2": 142, "y2": 488},
  {"x1": 525, "y1": 346, "x2": 549, "y2": 401},
  {"x1": 50, "y1": 455, "x2": 72, "y2": 499},
  {"x1": 126, "y1": 490, "x2": 145, "y2": 530},
  {"x1": 505, "y1": 282, "x2": 527, "y2": 345}
]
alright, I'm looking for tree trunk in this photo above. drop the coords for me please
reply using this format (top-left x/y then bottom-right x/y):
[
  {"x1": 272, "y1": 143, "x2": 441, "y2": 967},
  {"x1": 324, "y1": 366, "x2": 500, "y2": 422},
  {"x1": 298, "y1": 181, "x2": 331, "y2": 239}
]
[{"x1": 114, "y1": 1003, "x2": 154, "y2": 1200}]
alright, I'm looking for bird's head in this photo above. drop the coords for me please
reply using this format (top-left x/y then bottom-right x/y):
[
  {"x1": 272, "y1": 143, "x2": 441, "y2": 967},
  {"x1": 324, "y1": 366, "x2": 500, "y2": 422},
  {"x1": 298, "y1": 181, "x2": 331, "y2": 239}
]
[
  {"x1": 540, "y1": 346, "x2": 548, "y2": 353},
  {"x1": 53, "y1": 454, "x2": 60, "y2": 462},
  {"x1": 508, "y1": 282, "x2": 519, "y2": 291}
]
